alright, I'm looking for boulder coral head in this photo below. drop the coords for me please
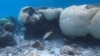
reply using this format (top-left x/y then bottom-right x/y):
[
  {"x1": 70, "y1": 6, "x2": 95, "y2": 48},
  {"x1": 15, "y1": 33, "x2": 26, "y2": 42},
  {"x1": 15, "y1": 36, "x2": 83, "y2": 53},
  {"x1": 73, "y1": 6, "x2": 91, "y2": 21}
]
[
  {"x1": 88, "y1": 10, "x2": 100, "y2": 39},
  {"x1": 38, "y1": 8, "x2": 63, "y2": 20},
  {"x1": 18, "y1": 6, "x2": 49, "y2": 39},
  {"x1": 18, "y1": 6, "x2": 35, "y2": 23},
  {"x1": 86, "y1": 4, "x2": 100, "y2": 9},
  {"x1": 60, "y1": 4, "x2": 100, "y2": 39},
  {"x1": 19, "y1": 6, "x2": 62, "y2": 39},
  {"x1": 22, "y1": 6, "x2": 35, "y2": 16}
]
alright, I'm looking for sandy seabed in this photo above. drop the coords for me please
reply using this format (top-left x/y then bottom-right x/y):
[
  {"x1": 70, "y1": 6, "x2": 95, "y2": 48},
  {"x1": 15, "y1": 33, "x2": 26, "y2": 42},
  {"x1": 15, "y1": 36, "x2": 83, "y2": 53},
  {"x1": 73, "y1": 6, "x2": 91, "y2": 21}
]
[{"x1": 0, "y1": 33, "x2": 100, "y2": 56}]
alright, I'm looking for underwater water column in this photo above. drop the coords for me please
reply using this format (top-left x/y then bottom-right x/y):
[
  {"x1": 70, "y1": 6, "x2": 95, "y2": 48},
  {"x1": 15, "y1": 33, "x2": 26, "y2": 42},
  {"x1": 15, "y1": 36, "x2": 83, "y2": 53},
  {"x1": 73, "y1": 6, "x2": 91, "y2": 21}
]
[{"x1": 0, "y1": 0, "x2": 99, "y2": 18}]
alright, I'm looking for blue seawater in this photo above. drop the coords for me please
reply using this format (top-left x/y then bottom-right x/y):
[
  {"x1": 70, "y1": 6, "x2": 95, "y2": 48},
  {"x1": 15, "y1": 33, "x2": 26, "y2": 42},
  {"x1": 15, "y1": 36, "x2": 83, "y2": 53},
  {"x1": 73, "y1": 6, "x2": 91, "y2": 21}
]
[{"x1": 0, "y1": 0, "x2": 100, "y2": 18}]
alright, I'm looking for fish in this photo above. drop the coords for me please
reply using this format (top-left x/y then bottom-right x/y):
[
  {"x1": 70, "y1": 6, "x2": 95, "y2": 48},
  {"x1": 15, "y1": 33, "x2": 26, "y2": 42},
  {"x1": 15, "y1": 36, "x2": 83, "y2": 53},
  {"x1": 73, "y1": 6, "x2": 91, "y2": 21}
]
[{"x1": 43, "y1": 31, "x2": 53, "y2": 40}]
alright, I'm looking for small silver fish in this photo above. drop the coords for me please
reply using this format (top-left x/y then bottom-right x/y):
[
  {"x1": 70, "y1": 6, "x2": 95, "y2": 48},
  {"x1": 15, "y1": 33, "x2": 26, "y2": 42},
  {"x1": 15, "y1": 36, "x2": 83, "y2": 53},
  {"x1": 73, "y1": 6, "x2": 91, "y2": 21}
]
[{"x1": 43, "y1": 31, "x2": 53, "y2": 40}]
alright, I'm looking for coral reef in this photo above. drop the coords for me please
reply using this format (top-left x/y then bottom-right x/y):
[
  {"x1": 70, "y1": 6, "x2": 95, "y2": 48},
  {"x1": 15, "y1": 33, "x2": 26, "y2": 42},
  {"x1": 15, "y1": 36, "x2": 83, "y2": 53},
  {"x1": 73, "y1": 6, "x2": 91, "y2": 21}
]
[
  {"x1": 0, "y1": 4, "x2": 100, "y2": 56},
  {"x1": 32, "y1": 40, "x2": 44, "y2": 50},
  {"x1": 0, "y1": 17, "x2": 16, "y2": 47},
  {"x1": 38, "y1": 8, "x2": 63, "y2": 20},
  {"x1": 18, "y1": 6, "x2": 62, "y2": 39},
  {"x1": 60, "y1": 4, "x2": 100, "y2": 39},
  {"x1": 89, "y1": 10, "x2": 100, "y2": 39}
]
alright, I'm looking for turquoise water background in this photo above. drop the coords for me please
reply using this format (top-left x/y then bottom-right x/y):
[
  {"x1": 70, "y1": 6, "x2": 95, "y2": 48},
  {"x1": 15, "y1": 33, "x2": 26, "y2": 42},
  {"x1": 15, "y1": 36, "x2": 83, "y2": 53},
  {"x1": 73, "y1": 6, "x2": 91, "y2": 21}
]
[{"x1": 0, "y1": 0, "x2": 99, "y2": 18}]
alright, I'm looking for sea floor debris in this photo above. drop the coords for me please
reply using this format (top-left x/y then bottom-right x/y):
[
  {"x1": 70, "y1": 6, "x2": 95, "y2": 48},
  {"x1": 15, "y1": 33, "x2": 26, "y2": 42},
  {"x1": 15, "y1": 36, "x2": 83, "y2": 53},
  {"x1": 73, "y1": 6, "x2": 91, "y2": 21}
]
[
  {"x1": 0, "y1": 34, "x2": 100, "y2": 56},
  {"x1": 0, "y1": 4, "x2": 100, "y2": 56}
]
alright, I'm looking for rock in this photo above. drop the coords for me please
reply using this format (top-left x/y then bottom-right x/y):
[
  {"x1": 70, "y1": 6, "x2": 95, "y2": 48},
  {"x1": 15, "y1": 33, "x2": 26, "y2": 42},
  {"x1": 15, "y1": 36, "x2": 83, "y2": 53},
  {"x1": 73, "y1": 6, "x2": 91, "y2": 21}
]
[
  {"x1": 26, "y1": 52, "x2": 40, "y2": 56},
  {"x1": 19, "y1": 6, "x2": 61, "y2": 39},
  {"x1": 0, "y1": 25, "x2": 3, "y2": 31},
  {"x1": 60, "y1": 45, "x2": 75, "y2": 55},
  {"x1": 0, "y1": 17, "x2": 17, "y2": 47},
  {"x1": 32, "y1": 40, "x2": 44, "y2": 50},
  {"x1": 18, "y1": 6, "x2": 47, "y2": 39},
  {"x1": 4, "y1": 22, "x2": 15, "y2": 32},
  {"x1": 0, "y1": 31, "x2": 16, "y2": 47},
  {"x1": 0, "y1": 17, "x2": 16, "y2": 32},
  {"x1": 63, "y1": 38, "x2": 73, "y2": 45},
  {"x1": 49, "y1": 50, "x2": 55, "y2": 54}
]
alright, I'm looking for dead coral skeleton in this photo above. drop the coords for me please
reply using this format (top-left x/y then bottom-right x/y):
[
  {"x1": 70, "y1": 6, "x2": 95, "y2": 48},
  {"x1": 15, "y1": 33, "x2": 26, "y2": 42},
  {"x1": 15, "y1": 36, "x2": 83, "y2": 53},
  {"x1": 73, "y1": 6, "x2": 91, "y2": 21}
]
[{"x1": 26, "y1": 51, "x2": 40, "y2": 56}]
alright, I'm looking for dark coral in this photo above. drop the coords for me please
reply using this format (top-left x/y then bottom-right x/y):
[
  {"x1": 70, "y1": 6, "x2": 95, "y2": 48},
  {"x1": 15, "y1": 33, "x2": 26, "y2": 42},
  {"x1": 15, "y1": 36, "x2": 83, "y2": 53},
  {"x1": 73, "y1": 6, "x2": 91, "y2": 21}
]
[
  {"x1": 21, "y1": 7, "x2": 61, "y2": 39},
  {"x1": 0, "y1": 17, "x2": 16, "y2": 47}
]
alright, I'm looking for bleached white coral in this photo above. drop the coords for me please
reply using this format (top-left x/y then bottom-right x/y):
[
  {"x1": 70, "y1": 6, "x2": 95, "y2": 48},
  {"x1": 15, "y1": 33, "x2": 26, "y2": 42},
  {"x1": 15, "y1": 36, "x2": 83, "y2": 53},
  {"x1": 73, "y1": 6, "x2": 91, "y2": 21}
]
[
  {"x1": 88, "y1": 10, "x2": 100, "y2": 39},
  {"x1": 18, "y1": 6, "x2": 33, "y2": 23},
  {"x1": 59, "y1": 4, "x2": 99, "y2": 37},
  {"x1": 38, "y1": 8, "x2": 63, "y2": 20},
  {"x1": 18, "y1": 12, "x2": 29, "y2": 23}
]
